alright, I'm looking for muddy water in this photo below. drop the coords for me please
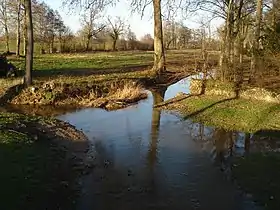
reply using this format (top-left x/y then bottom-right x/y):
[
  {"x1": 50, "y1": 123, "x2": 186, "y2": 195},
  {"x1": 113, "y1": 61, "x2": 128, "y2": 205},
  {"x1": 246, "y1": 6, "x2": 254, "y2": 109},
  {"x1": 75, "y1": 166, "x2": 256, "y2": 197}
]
[{"x1": 56, "y1": 78, "x2": 263, "y2": 210}]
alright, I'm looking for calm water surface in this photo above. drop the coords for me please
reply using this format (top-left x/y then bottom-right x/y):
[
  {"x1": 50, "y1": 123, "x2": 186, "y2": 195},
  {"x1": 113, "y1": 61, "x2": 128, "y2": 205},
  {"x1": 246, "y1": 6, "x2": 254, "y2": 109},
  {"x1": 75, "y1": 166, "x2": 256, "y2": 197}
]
[{"x1": 56, "y1": 78, "x2": 264, "y2": 210}]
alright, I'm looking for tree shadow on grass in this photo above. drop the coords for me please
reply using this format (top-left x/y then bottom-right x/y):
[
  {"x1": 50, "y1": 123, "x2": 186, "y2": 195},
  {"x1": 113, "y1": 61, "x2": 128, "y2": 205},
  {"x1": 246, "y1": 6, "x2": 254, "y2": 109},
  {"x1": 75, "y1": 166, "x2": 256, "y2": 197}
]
[
  {"x1": 183, "y1": 97, "x2": 237, "y2": 120},
  {"x1": 31, "y1": 64, "x2": 152, "y2": 78}
]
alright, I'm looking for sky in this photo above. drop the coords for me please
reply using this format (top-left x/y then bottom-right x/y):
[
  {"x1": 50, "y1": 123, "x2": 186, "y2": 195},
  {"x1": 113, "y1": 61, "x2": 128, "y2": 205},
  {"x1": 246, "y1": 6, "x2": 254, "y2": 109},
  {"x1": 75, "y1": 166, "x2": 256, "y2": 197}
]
[{"x1": 43, "y1": 0, "x2": 223, "y2": 39}]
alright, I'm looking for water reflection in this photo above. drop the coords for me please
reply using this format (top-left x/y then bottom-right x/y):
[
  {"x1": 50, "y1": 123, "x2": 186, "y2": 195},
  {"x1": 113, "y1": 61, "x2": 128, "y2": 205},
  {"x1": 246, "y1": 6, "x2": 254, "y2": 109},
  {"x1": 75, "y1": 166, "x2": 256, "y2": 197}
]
[{"x1": 148, "y1": 87, "x2": 166, "y2": 167}]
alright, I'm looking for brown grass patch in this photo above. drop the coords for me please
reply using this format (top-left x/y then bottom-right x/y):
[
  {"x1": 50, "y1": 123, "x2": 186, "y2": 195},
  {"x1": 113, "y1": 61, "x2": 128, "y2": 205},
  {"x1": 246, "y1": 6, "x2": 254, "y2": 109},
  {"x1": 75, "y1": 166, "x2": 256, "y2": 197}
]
[{"x1": 10, "y1": 80, "x2": 148, "y2": 110}]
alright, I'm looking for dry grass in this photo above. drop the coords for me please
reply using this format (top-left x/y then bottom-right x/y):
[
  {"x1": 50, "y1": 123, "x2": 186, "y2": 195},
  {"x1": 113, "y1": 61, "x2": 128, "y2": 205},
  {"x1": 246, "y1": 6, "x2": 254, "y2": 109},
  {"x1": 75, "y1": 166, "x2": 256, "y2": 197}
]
[
  {"x1": 0, "y1": 78, "x2": 22, "y2": 88},
  {"x1": 10, "y1": 79, "x2": 147, "y2": 109},
  {"x1": 80, "y1": 81, "x2": 147, "y2": 109},
  {"x1": 109, "y1": 82, "x2": 145, "y2": 100}
]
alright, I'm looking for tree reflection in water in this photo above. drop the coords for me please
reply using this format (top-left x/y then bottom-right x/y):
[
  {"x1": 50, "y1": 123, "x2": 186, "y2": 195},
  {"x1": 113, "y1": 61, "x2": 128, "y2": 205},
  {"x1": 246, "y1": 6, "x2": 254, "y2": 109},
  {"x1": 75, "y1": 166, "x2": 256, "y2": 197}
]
[{"x1": 148, "y1": 87, "x2": 167, "y2": 167}]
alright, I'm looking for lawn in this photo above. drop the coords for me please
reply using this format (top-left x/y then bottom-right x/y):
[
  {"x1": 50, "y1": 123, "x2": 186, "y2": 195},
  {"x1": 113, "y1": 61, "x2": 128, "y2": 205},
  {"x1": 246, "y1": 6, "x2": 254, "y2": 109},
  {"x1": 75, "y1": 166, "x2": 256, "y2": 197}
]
[
  {"x1": 6, "y1": 49, "x2": 217, "y2": 73},
  {"x1": 8, "y1": 51, "x2": 154, "y2": 72}
]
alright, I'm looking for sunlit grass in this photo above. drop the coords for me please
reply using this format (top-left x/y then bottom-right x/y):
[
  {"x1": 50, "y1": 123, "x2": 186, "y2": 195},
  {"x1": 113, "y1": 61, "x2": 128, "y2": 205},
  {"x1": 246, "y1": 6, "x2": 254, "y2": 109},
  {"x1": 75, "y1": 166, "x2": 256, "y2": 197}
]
[{"x1": 165, "y1": 95, "x2": 280, "y2": 132}]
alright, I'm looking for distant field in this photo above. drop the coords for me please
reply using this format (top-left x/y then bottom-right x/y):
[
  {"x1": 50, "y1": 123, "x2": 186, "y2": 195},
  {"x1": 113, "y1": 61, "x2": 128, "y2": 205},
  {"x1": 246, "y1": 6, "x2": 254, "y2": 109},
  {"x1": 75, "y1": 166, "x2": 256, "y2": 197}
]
[
  {"x1": 7, "y1": 50, "x2": 218, "y2": 72},
  {"x1": 8, "y1": 51, "x2": 154, "y2": 71}
]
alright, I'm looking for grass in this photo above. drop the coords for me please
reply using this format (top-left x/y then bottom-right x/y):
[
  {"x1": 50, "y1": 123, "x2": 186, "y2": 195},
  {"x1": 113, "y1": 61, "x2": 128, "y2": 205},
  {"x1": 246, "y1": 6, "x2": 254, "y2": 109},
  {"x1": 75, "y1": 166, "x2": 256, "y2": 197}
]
[
  {"x1": 0, "y1": 112, "x2": 86, "y2": 210},
  {"x1": 164, "y1": 95, "x2": 280, "y2": 133},
  {"x1": 9, "y1": 79, "x2": 147, "y2": 110},
  {"x1": 1, "y1": 50, "x2": 218, "y2": 88},
  {"x1": 233, "y1": 152, "x2": 280, "y2": 210},
  {"x1": 1, "y1": 50, "x2": 211, "y2": 107},
  {"x1": 8, "y1": 51, "x2": 154, "y2": 71},
  {"x1": 6, "y1": 49, "x2": 215, "y2": 73},
  {"x1": 1, "y1": 50, "x2": 203, "y2": 89}
]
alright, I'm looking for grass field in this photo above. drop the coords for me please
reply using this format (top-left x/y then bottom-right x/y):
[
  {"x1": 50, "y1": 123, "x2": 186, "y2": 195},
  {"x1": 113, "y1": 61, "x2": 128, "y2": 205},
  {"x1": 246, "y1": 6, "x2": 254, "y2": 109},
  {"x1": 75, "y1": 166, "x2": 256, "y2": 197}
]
[{"x1": 6, "y1": 50, "x2": 217, "y2": 73}]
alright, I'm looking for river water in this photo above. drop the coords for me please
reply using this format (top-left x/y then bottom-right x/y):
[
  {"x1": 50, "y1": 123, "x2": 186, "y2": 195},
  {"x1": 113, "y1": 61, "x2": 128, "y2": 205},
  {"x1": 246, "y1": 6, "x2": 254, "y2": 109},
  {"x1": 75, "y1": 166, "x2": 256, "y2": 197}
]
[
  {"x1": 3, "y1": 77, "x2": 276, "y2": 209},
  {"x1": 54, "y1": 78, "x2": 264, "y2": 210}
]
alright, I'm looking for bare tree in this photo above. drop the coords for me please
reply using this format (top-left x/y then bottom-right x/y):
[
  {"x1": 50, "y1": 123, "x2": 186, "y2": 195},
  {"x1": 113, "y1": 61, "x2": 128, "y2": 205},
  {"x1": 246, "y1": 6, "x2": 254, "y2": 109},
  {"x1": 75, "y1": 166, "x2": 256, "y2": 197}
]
[
  {"x1": 24, "y1": 0, "x2": 33, "y2": 86},
  {"x1": 81, "y1": 5, "x2": 105, "y2": 51},
  {"x1": 0, "y1": 0, "x2": 10, "y2": 53},
  {"x1": 126, "y1": 25, "x2": 137, "y2": 50},
  {"x1": 108, "y1": 16, "x2": 125, "y2": 51}
]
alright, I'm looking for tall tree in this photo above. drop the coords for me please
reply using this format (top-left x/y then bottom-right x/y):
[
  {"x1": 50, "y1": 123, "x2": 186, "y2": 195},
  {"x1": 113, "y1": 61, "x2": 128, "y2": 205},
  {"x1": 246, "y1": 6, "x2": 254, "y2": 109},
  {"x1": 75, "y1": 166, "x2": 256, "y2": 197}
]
[
  {"x1": 81, "y1": 5, "x2": 105, "y2": 51},
  {"x1": 65, "y1": 0, "x2": 166, "y2": 74},
  {"x1": 108, "y1": 16, "x2": 125, "y2": 51},
  {"x1": 250, "y1": 0, "x2": 263, "y2": 81},
  {"x1": 152, "y1": 0, "x2": 166, "y2": 74},
  {"x1": 16, "y1": 0, "x2": 22, "y2": 56},
  {"x1": 0, "y1": 0, "x2": 10, "y2": 53},
  {"x1": 24, "y1": 0, "x2": 33, "y2": 86},
  {"x1": 126, "y1": 25, "x2": 137, "y2": 50}
]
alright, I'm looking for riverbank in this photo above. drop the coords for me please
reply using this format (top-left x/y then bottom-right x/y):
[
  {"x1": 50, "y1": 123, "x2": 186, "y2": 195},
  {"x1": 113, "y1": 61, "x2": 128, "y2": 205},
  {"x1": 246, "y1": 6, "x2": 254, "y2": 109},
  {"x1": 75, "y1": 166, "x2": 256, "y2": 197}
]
[
  {"x1": 162, "y1": 94, "x2": 280, "y2": 133},
  {"x1": 0, "y1": 112, "x2": 89, "y2": 210},
  {"x1": 8, "y1": 80, "x2": 148, "y2": 110}
]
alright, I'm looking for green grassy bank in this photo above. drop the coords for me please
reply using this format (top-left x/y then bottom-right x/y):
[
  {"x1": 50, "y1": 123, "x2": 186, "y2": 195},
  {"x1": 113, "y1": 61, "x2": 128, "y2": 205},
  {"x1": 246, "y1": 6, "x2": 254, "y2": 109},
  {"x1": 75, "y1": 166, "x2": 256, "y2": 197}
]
[
  {"x1": 0, "y1": 112, "x2": 88, "y2": 210},
  {"x1": 164, "y1": 95, "x2": 280, "y2": 133}
]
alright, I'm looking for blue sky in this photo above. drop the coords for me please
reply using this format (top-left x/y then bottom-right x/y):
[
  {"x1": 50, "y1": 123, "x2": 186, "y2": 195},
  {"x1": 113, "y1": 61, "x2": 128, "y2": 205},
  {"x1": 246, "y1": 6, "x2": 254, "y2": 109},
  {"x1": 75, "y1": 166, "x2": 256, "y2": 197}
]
[{"x1": 43, "y1": 0, "x2": 223, "y2": 39}]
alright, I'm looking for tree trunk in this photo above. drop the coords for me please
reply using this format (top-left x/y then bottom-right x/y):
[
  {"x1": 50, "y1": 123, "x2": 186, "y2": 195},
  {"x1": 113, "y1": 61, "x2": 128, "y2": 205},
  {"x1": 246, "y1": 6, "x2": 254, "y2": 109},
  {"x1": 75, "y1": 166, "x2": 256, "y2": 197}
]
[
  {"x1": 59, "y1": 35, "x2": 63, "y2": 53},
  {"x1": 23, "y1": 7, "x2": 27, "y2": 56},
  {"x1": 49, "y1": 35, "x2": 55, "y2": 53},
  {"x1": 152, "y1": 0, "x2": 166, "y2": 74},
  {"x1": 16, "y1": 0, "x2": 21, "y2": 57},
  {"x1": 3, "y1": 1, "x2": 10, "y2": 53},
  {"x1": 112, "y1": 39, "x2": 117, "y2": 51},
  {"x1": 24, "y1": 0, "x2": 33, "y2": 87},
  {"x1": 4, "y1": 25, "x2": 9, "y2": 53},
  {"x1": 86, "y1": 35, "x2": 91, "y2": 51},
  {"x1": 219, "y1": 25, "x2": 227, "y2": 81},
  {"x1": 250, "y1": 0, "x2": 263, "y2": 82}
]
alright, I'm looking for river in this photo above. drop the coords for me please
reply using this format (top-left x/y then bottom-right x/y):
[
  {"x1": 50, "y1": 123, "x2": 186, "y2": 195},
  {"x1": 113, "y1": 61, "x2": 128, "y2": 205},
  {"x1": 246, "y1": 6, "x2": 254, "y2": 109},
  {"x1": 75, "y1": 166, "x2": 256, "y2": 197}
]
[{"x1": 53, "y1": 77, "x2": 263, "y2": 210}]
